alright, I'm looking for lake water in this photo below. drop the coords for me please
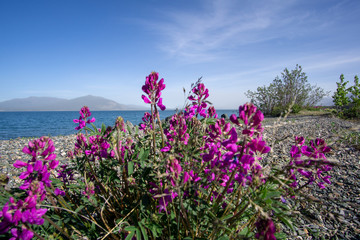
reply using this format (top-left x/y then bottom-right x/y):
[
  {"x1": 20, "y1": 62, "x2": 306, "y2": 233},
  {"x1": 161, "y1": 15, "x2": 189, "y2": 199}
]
[{"x1": 0, "y1": 109, "x2": 238, "y2": 140}]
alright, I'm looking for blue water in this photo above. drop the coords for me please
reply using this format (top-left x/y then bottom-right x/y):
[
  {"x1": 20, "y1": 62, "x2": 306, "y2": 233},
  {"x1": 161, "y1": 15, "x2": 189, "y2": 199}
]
[{"x1": 0, "y1": 110, "x2": 237, "y2": 140}]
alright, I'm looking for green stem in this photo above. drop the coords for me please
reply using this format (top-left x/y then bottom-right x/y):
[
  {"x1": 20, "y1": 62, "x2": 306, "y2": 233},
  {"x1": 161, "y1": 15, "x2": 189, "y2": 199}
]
[
  {"x1": 155, "y1": 106, "x2": 165, "y2": 148},
  {"x1": 151, "y1": 103, "x2": 156, "y2": 158}
]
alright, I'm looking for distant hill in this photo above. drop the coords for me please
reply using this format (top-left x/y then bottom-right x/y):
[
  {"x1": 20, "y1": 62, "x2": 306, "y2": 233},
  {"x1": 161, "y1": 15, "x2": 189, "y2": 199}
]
[
  {"x1": 318, "y1": 96, "x2": 334, "y2": 106},
  {"x1": 0, "y1": 95, "x2": 147, "y2": 111}
]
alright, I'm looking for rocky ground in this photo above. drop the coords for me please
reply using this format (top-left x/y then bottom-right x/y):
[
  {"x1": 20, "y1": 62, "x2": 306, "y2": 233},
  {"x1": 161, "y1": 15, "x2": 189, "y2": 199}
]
[
  {"x1": 0, "y1": 114, "x2": 359, "y2": 239},
  {"x1": 261, "y1": 115, "x2": 360, "y2": 240}
]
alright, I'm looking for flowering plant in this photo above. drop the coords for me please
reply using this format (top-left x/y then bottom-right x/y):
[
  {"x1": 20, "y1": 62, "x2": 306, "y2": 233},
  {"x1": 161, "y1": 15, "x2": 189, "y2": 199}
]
[{"x1": 0, "y1": 72, "x2": 336, "y2": 239}]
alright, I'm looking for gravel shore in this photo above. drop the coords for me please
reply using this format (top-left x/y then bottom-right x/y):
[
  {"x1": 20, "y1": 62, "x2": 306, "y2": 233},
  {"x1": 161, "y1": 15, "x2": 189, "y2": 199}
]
[
  {"x1": 262, "y1": 115, "x2": 360, "y2": 239},
  {"x1": 0, "y1": 115, "x2": 359, "y2": 239}
]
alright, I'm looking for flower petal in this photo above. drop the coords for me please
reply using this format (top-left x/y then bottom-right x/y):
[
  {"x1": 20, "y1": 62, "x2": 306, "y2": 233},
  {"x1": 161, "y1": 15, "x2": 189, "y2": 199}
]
[
  {"x1": 141, "y1": 95, "x2": 151, "y2": 104},
  {"x1": 13, "y1": 160, "x2": 27, "y2": 168}
]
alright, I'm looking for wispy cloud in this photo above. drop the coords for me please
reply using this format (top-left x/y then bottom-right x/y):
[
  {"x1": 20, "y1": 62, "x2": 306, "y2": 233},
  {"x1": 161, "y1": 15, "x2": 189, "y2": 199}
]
[
  {"x1": 205, "y1": 50, "x2": 360, "y2": 86},
  {"x1": 146, "y1": 0, "x2": 319, "y2": 62},
  {"x1": 304, "y1": 55, "x2": 360, "y2": 71}
]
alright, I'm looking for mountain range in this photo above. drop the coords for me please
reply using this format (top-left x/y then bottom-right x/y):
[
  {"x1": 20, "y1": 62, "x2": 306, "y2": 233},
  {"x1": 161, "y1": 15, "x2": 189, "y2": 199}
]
[{"x1": 0, "y1": 95, "x2": 147, "y2": 111}]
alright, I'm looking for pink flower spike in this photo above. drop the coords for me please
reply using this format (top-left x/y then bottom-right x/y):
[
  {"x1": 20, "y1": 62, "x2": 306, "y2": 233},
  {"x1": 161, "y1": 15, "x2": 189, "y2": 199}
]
[
  {"x1": 45, "y1": 153, "x2": 56, "y2": 161},
  {"x1": 141, "y1": 95, "x2": 151, "y2": 104},
  {"x1": 10, "y1": 226, "x2": 34, "y2": 240},
  {"x1": 295, "y1": 136, "x2": 305, "y2": 146},
  {"x1": 49, "y1": 160, "x2": 59, "y2": 169},
  {"x1": 54, "y1": 188, "x2": 66, "y2": 196},
  {"x1": 22, "y1": 146, "x2": 32, "y2": 155},
  {"x1": 87, "y1": 117, "x2": 96, "y2": 124},
  {"x1": 19, "y1": 181, "x2": 31, "y2": 190},
  {"x1": 34, "y1": 160, "x2": 43, "y2": 171},
  {"x1": 188, "y1": 96, "x2": 196, "y2": 101},
  {"x1": 161, "y1": 142, "x2": 172, "y2": 152},
  {"x1": 157, "y1": 98, "x2": 166, "y2": 111},
  {"x1": 183, "y1": 171, "x2": 190, "y2": 184},
  {"x1": 13, "y1": 160, "x2": 27, "y2": 168},
  {"x1": 323, "y1": 175, "x2": 331, "y2": 184},
  {"x1": 19, "y1": 171, "x2": 30, "y2": 179}
]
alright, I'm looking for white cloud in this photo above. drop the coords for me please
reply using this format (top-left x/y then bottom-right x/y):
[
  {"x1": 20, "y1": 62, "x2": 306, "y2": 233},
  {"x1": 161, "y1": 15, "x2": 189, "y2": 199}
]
[
  {"x1": 304, "y1": 55, "x2": 360, "y2": 71},
  {"x1": 146, "y1": 0, "x2": 315, "y2": 62}
]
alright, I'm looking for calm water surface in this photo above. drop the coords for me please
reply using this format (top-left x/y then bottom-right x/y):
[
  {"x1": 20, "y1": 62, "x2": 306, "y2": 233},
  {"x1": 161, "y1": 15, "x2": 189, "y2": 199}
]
[{"x1": 0, "y1": 110, "x2": 237, "y2": 140}]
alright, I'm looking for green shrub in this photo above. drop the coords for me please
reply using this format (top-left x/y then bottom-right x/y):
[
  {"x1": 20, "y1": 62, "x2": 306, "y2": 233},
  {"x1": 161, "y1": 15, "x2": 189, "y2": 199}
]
[
  {"x1": 333, "y1": 74, "x2": 360, "y2": 119},
  {"x1": 246, "y1": 65, "x2": 329, "y2": 116}
]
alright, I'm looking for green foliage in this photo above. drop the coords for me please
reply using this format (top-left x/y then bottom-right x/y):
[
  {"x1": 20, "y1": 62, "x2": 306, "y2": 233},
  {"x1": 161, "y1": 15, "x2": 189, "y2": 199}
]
[
  {"x1": 245, "y1": 83, "x2": 279, "y2": 115},
  {"x1": 349, "y1": 75, "x2": 360, "y2": 106},
  {"x1": 333, "y1": 74, "x2": 350, "y2": 108},
  {"x1": 304, "y1": 106, "x2": 323, "y2": 111},
  {"x1": 291, "y1": 104, "x2": 302, "y2": 114},
  {"x1": 333, "y1": 74, "x2": 360, "y2": 119},
  {"x1": 246, "y1": 64, "x2": 329, "y2": 116}
]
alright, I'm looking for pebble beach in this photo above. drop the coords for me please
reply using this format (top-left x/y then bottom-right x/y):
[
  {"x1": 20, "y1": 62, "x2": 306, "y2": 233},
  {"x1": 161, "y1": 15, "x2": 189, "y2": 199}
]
[{"x1": 0, "y1": 114, "x2": 359, "y2": 239}]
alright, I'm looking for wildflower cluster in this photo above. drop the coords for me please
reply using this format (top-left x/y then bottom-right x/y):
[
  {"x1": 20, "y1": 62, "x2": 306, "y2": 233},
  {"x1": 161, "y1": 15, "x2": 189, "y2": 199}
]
[
  {"x1": 141, "y1": 71, "x2": 166, "y2": 111},
  {"x1": 0, "y1": 72, "x2": 337, "y2": 240},
  {"x1": 288, "y1": 137, "x2": 332, "y2": 189},
  {"x1": 187, "y1": 82, "x2": 210, "y2": 117},
  {"x1": 139, "y1": 112, "x2": 152, "y2": 132},
  {"x1": 0, "y1": 137, "x2": 59, "y2": 239},
  {"x1": 73, "y1": 106, "x2": 95, "y2": 130}
]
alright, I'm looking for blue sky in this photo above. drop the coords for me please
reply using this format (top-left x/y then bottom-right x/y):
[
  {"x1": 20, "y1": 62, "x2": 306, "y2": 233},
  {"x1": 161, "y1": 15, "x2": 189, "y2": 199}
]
[{"x1": 0, "y1": 0, "x2": 359, "y2": 109}]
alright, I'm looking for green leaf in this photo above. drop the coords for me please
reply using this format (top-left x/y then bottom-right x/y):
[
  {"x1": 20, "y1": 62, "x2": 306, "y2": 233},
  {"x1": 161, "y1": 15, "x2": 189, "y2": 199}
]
[
  {"x1": 85, "y1": 126, "x2": 94, "y2": 134},
  {"x1": 208, "y1": 211, "x2": 217, "y2": 219},
  {"x1": 124, "y1": 226, "x2": 137, "y2": 232},
  {"x1": 124, "y1": 226, "x2": 138, "y2": 240},
  {"x1": 67, "y1": 183, "x2": 81, "y2": 189},
  {"x1": 263, "y1": 190, "x2": 282, "y2": 200},
  {"x1": 75, "y1": 206, "x2": 84, "y2": 213},
  {"x1": 127, "y1": 124, "x2": 132, "y2": 134},
  {"x1": 237, "y1": 226, "x2": 249, "y2": 235},
  {"x1": 135, "y1": 228, "x2": 141, "y2": 240},
  {"x1": 205, "y1": 118, "x2": 217, "y2": 125},
  {"x1": 128, "y1": 161, "x2": 134, "y2": 176},
  {"x1": 52, "y1": 214, "x2": 61, "y2": 221},
  {"x1": 217, "y1": 236, "x2": 229, "y2": 240},
  {"x1": 101, "y1": 123, "x2": 106, "y2": 133},
  {"x1": 138, "y1": 148, "x2": 144, "y2": 160},
  {"x1": 125, "y1": 231, "x2": 135, "y2": 240},
  {"x1": 275, "y1": 201, "x2": 290, "y2": 211},
  {"x1": 139, "y1": 222, "x2": 148, "y2": 240},
  {"x1": 278, "y1": 215, "x2": 294, "y2": 231},
  {"x1": 124, "y1": 150, "x2": 128, "y2": 161},
  {"x1": 90, "y1": 123, "x2": 98, "y2": 132},
  {"x1": 271, "y1": 207, "x2": 282, "y2": 214},
  {"x1": 135, "y1": 125, "x2": 139, "y2": 135},
  {"x1": 220, "y1": 214, "x2": 233, "y2": 221},
  {"x1": 274, "y1": 232, "x2": 288, "y2": 239}
]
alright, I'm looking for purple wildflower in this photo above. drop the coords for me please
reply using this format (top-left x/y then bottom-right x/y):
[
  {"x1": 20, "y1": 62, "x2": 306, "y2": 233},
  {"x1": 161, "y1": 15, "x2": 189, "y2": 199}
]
[
  {"x1": 141, "y1": 72, "x2": 166, "y2": 111},
  {"x1": 0, "y1": 137, "x2": 60, "y2": 239},
  {"x1": 255, "y1": 217, "x2": 277, "y2": 240},
  {"x1": 73, "y1": 106, "x2": 96, "y2": 130},
  {"x1": 188, "y1": 83, "x2": 210, "y2": 117},
  {"x1": 287, "y1": 136, "x2": 333, "y2": 191}
]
